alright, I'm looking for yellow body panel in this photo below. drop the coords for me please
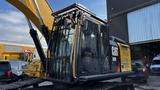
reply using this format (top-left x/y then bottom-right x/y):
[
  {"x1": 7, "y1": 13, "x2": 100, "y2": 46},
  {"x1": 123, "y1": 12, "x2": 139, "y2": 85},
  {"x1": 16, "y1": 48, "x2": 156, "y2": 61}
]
[
  {"x1": 24, "y1": 60, "x2": 46, "y2": 78},
  {"x1": 6, "y1": 0, "x2": 54, "y2": 33},
  {"x1": 118, "y1": 43, "x2": 132, "y2": 72}
]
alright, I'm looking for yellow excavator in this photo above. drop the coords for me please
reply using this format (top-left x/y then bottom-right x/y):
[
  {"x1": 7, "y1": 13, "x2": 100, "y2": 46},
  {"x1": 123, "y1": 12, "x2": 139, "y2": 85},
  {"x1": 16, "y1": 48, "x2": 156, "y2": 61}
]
[{"x1": 3, "y1": 0, "x2": 134, "y2": 90}]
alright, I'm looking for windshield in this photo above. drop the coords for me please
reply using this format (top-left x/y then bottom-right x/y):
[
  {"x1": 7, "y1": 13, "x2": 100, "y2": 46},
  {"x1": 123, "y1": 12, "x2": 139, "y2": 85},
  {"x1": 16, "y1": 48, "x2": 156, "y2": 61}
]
[
  {"x1": 132, "y1": 61, "x2": 143, "y2": 66},
  {"x1": 8, "y1": 60, "x2": 27, "y2": 76},
  {"x1": 81, "y1": 20, "x2": 99, "y2": 58},
  {"x1": 79, "y1": 19, "x2": 103, "y2": 75},
  {"x1": 9, "y1": 61, "x2": 27, "y2": 67},
  {"x1": 0, "y1": 62, "x2": 10, "y2": 72},
  {"x1": 152, "y1": 60, "x2": 160, "y2": 65}
]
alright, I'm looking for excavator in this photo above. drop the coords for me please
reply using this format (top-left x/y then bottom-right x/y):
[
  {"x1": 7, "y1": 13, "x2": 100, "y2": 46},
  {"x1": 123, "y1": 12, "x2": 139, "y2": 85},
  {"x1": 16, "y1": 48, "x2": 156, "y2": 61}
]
[{"x1": 0, "y1": 0, "x2": 135, "y2": 90}]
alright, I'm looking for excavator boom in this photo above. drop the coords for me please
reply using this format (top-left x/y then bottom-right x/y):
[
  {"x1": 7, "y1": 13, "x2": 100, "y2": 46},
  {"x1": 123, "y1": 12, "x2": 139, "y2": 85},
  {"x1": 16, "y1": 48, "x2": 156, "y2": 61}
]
[
  {"x1": 6, "y1": 0, "x2": 55, "y2": 71},
  {"x1": 6, "y1": 0, "x2": 54, "y2": 33}
]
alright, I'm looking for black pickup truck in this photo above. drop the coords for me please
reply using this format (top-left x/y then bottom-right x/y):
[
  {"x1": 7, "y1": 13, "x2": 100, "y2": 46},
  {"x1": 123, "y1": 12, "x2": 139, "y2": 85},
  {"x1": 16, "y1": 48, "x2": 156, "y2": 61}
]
[{"x1": 0, "y1": 61, "x2": 13, "y2": 83}]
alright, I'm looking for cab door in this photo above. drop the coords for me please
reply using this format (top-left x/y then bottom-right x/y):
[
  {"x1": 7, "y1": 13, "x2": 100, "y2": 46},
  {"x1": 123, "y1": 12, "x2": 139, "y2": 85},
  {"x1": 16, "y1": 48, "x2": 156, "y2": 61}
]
[
  {"x1": 118, "y1": 43, "x2": 132, "y2": 72},
  {"x1": 79, "y1": 19, "x2": 101, "y2": 76}
]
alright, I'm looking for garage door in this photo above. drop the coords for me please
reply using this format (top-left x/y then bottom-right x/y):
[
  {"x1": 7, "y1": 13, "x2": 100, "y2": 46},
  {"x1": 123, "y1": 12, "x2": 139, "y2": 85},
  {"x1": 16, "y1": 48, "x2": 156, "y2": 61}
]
[{"x1": 127, "y1": 3, "x2": 160, "y2": 43}]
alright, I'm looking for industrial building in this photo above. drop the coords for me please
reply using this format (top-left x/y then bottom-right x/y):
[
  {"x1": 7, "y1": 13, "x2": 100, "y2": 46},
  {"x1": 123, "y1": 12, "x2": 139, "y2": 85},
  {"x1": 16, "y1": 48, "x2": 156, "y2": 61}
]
[
  {"x1": 0, "y1": 41, "x2": 46, "y2": 61},
  {"x1": 107, "y1": 0, "x2": 160, "y2": 61}
]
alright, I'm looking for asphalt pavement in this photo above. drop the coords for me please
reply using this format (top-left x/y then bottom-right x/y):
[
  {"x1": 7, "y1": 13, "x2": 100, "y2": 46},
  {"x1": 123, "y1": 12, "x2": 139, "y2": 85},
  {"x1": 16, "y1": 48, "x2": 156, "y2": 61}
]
[{"x1": 135, "y1": 75, "x2": 160, "y2": 90}]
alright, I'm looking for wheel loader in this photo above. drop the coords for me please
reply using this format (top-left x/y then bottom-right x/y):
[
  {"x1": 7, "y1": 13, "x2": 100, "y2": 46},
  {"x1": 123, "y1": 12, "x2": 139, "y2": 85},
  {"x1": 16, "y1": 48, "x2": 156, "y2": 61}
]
[{"x1": 2, "y1": 0, "x2": 135, "y2": 90}]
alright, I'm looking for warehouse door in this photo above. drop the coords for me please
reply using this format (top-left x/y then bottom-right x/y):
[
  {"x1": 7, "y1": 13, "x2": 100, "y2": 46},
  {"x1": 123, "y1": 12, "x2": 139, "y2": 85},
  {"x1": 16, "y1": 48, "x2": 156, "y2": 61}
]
[{"x1": 127, "y1": 3, "x2": 160, "y2": 44}]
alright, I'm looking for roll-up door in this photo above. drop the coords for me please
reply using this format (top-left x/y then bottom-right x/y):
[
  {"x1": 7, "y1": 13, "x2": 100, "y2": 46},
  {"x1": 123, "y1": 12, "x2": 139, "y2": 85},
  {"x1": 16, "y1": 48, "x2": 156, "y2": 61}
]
[{"x1": 127, "y1": 3, "x2": 160, "y2": 43}]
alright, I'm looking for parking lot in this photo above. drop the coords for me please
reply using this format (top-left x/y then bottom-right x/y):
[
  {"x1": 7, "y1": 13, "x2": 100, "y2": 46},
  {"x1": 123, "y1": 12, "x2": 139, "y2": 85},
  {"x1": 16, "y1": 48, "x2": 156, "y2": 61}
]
[{"x1": 135, "y1": 75, "x2": 160, "y2": 90}]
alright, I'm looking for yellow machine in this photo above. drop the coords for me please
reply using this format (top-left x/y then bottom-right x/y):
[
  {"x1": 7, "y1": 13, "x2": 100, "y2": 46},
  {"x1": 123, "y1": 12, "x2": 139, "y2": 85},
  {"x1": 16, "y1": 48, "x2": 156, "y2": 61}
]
[
  {"x1": 6, "y1": 0, "x2": 133, "y2": 78},
  {"x1": 6, "y1": 0, "x2": 54, "y2": 33},
  {"x1": 25, "y1": 60, "x2": 46, "y2": 78},
  {"x1": 5, "y1": 1, "x2": 135, "y2": 90}
]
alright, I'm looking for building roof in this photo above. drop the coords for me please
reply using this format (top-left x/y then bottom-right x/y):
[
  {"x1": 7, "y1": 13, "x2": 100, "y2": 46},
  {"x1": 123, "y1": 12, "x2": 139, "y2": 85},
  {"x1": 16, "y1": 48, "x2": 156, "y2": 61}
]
[{"x1": 0, "y1": 40, "x2": 35, "y2": 47}]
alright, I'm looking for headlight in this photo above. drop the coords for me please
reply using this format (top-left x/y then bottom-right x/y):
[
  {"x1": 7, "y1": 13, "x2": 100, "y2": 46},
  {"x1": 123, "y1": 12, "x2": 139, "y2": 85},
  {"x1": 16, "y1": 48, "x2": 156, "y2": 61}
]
[{"x1": 142, "y1": 68, "x2": 146, "y2": 72}]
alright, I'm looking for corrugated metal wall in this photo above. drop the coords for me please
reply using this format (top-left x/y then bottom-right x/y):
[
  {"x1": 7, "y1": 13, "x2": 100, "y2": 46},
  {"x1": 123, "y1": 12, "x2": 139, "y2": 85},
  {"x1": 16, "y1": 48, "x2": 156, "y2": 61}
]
[{"x1": 127, "y1": 3, "x2": 160, "y2": 43}]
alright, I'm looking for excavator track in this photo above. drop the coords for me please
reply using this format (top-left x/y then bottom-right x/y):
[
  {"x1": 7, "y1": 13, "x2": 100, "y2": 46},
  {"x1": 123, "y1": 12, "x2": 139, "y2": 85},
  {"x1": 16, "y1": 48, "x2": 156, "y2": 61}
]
[
  {"x1": 70, "y1": 82, "x2": 135, "y2": 90},
  {"x1": 25, "y1": 82, "x2": 134, "y2": 90}
]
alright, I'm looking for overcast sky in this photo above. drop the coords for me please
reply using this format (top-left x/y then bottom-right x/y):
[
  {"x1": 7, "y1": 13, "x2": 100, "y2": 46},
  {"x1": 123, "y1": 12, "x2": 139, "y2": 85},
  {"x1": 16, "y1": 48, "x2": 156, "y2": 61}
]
[{"x1": 0, "y1": 0, "x2": 107, "y2": 47}]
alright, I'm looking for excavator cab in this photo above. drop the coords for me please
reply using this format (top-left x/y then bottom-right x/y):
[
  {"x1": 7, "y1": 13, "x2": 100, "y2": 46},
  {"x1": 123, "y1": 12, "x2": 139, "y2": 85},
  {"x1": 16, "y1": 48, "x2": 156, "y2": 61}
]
[
  {"x1": 4, "y1": 1, "x2": 135, "y2": 89},
  {"x1": 47, "y1": 4, "x2": 115, "y2": 83},
  {"x1": 6, "y1": 0, "x2": 133, "y2": 85}
]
